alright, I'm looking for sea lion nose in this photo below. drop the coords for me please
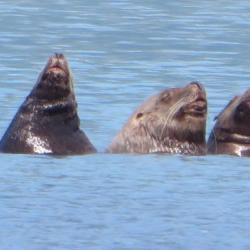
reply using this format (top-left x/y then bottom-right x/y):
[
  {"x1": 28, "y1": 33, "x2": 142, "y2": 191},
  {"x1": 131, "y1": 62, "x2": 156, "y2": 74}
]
[
  {"x1": 54, "y1": 53, "x2": 64, "y2": 59},
  {"x1": 50, "y1": 53, "x2": 66, "y2": 67},
  {"x1": 189, "y1": 81, "x2": 204, "y2": 92}
]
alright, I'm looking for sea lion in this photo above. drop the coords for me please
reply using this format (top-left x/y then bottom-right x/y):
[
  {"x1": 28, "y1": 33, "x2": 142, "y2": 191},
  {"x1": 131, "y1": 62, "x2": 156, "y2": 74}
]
[
  {"x1": 107, "y1": 82, "x2": 207, "y2": 155},
  {"x1": 207, "y1": 89, "x2": 250, "y2": 157},
  {"x1": 0, "y1": 53, "x2": 96, "y2": 155}
]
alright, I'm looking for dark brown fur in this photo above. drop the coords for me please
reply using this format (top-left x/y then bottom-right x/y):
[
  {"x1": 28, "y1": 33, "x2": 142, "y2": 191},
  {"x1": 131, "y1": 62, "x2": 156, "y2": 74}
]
[
  {"x1": 107, "y1": 82, "x2": 207, "y2": 155},
  {"x1": 0, "y1": 53, "x2": 96, "y2": 155},
  {"x1": 207, "y1": 89, "x2": 250, "y2": 157}
]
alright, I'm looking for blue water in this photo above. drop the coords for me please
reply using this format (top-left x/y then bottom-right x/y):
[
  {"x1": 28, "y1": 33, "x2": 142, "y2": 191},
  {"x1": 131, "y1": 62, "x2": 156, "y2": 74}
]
[{"x1": 1, "y1": 1, "x2": 250, "y2": 249}]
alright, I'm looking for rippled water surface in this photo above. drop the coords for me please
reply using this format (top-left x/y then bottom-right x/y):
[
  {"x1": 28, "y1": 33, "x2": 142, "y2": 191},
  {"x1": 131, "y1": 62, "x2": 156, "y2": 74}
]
[{"x1": 1, "y1": 1, "x2": 250, "y2": 249}]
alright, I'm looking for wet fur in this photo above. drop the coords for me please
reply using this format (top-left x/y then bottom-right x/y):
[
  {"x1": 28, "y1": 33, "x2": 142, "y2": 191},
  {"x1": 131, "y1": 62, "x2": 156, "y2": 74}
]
[
  {"x1": 0, "y1": 54, "x2": 96, "y2": 155},
  {"x1": 108, "y1": 82, "x2": 207, "y2": 155}
]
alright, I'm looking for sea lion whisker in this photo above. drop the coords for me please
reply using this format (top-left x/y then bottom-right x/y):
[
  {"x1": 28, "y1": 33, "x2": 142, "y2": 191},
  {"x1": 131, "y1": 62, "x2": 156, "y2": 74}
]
[
  {"x1": 160, "y1": 95, "x2": 188, "y2": 139},
  {"x1": 212, "y1": 128, "x2": 218, "y2": 153},
  {"x1": 159, "y1": 98, "x2": 184, "y2": 139}
]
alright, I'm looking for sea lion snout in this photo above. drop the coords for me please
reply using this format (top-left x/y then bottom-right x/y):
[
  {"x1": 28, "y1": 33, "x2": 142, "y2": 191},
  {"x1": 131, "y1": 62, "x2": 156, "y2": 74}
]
[
  {"x1": 47, "y1": 53, "x2": 69, "y2": 76},
  {"x1": 186, "y1": 82, "x2": 206, "y2": 100},
  {"x1": 181, "y1": 82, "x2": 207, "y2": 116},
  {"x1": 34, "y1": 53, "x2": 73, "y2": 100}
]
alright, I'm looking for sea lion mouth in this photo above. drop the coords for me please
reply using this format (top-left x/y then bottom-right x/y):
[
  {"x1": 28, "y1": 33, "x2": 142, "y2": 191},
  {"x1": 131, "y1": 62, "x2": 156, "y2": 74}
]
[
  {"x1": 216, "y1": 129, "x2": 250, "y2": 144},
  {"x1": 180, "y1": 82, "x2": 207, "y2": 117},
  {"x1": 48, "y1": 65, "x2": 66, "y2": 74},
  {"x1": 229, "y1": 133, "x2": 250, "y2": 144},
  {"x1": 46, "y1": 53, "x2": 69, "y2": 77},
  {"x1": 184, "y1": 97, "x2": 207, "y2": 117}
]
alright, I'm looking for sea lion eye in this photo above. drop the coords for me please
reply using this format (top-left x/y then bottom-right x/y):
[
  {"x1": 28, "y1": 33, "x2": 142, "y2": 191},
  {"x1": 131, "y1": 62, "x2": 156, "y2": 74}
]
[
  {"x1": 239, "y1": 110, "x2": 244, "y2": 116},
  {"x1": 236, "y1": 105, "x2": 245, "y2": 115},
  {"x1": 136, "y1": 113, "x2": 143, "y2": 119},
  {"x1": 237, "y1": 109, "x2": 245, "y2": 119},
  {"x1": 234, "y1": 104, "x2": 247, "y2": 121}
]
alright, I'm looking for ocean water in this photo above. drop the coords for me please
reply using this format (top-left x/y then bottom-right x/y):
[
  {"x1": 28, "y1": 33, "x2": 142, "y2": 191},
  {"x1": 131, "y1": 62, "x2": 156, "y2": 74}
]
[{"x1": 1, "y1": 1, "x2": 250, "y2": 249}]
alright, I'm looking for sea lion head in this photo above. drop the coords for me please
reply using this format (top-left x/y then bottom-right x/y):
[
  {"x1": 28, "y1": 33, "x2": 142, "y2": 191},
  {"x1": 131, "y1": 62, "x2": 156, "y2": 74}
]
[
  {"x1": 32, "y1": 53, "x2": 74, "y2": 100},
  {"x1": 109, "y1": 81, "x2": 207, "y2": 154},
  {"x1": 134, "y1": 81, "x2": 207, "y2": 143},
  {"x1": 209, "y1": 89, "x2": 250, "y2": 148}
]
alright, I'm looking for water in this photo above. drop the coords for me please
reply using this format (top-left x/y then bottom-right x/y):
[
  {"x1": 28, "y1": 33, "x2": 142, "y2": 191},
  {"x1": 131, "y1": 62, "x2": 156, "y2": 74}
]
[{"x1": 1, "y1": 1, "x2": 250, "y2": 249}]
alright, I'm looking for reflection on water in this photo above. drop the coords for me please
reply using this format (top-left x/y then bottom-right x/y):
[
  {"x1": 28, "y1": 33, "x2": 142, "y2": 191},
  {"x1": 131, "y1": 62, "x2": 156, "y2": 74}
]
[{"x1": 1, "y1": 1, "x2": 250, "y2": 249}]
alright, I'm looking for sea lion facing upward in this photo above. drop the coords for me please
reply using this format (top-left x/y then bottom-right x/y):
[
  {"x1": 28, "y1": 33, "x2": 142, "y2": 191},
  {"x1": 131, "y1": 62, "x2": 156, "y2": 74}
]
[
  {"x1": 107, "y1": 82, "x2": 207, "y2": 155},
  {"x1": 0, "y1": 53, "x2": 96, "y2": 155},
  {"x1": 207, "y1": 89, "x2": 250, "y2": 157}
]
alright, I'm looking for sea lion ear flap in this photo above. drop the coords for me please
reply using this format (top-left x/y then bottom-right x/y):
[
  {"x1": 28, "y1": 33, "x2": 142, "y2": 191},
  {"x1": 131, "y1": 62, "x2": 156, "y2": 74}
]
[{"x1": 136, "y1": 112, "x2": 144, "y2": 119}]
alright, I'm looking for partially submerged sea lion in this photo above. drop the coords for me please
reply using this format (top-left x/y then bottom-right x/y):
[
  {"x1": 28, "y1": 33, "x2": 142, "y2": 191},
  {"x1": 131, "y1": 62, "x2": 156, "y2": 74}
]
[
  {"x1": 0, "y1": 53, "x2": 96, "y2": 155},
  {"x1": 107, "y1": 82, "x2": 207, "y2": 155},
  {"x1": 207, "y1": 89, "x2": 250, "y2": 157}
]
